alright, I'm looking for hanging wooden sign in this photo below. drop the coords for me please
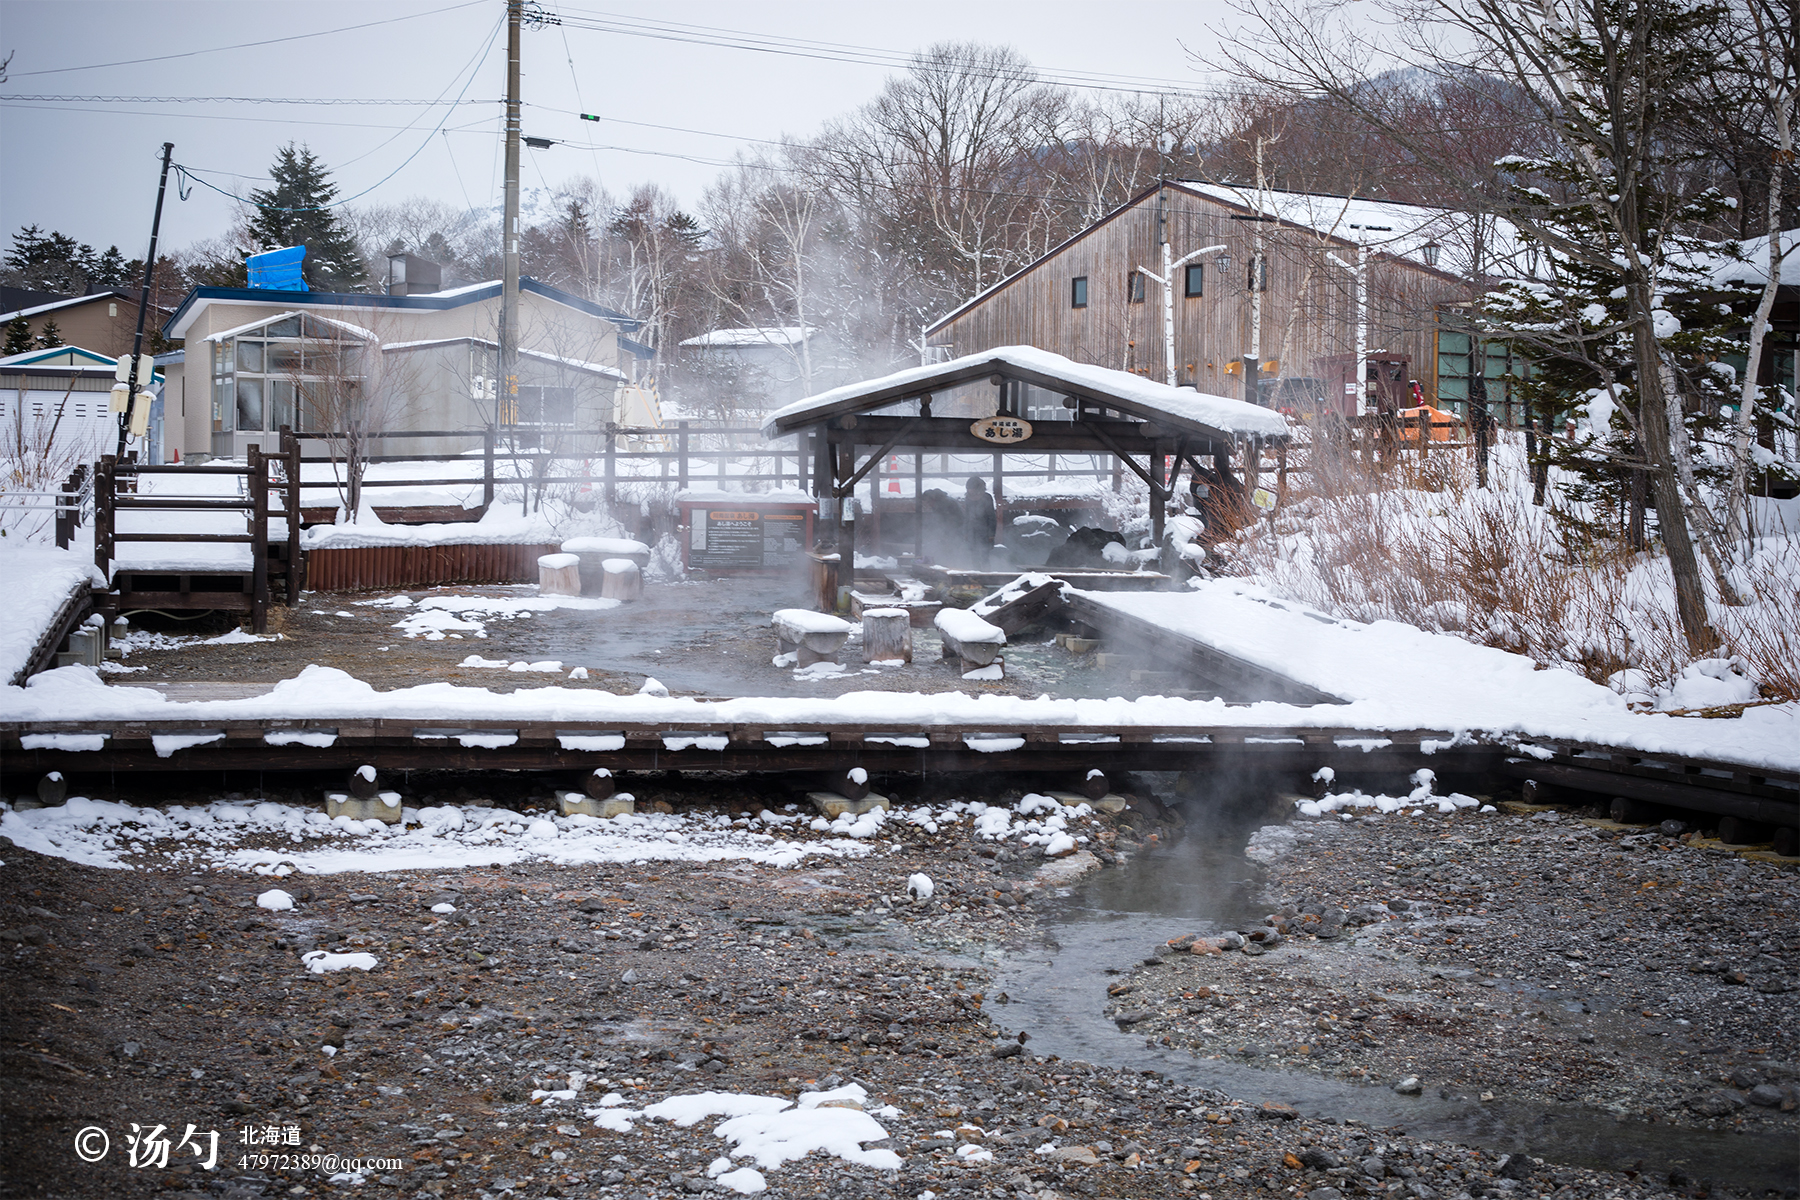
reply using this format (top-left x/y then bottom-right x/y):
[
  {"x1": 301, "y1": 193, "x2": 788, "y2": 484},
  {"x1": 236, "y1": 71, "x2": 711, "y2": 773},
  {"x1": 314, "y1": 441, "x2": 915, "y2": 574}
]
[{"x1": 970, "y1": 415, "x2": 1033, "y2": 444}]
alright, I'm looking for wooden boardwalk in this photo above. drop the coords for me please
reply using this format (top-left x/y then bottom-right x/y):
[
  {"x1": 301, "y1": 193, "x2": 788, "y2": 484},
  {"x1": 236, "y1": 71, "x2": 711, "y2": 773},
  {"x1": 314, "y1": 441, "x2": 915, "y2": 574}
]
[{"x1": 3, "y1": 712, "x2": 1793, "y2": 835}]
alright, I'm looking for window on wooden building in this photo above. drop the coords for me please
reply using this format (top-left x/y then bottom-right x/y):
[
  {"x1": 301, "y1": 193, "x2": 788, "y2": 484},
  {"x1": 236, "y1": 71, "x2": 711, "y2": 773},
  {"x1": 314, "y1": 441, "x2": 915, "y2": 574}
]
[
  {"x1": 1184, "y1": 264, "x2": 1204, "y2": 297},
  {"x1": 1436, "y1": 329, "x2": 1531, "y2": 426},
  {"x1": 1071, "y1": 277, "x2": 1088, "y2": 308},
  {"x1": 1128, "y1": 271, "x2": 1146, "y2": 303}
]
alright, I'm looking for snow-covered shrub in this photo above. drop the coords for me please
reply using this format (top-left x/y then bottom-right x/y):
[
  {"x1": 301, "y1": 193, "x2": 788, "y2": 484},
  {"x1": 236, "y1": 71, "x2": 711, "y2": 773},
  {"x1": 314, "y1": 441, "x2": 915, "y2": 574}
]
[{"x1": 1222, "y1": 435, "x2": 1799, "y2": 702}]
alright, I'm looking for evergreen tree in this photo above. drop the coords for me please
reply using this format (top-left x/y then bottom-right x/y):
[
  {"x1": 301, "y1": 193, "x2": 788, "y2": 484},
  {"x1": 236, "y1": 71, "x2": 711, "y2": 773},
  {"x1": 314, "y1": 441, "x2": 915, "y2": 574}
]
[
  {"x1": 34, "y1": 318, "x2": 63, "y2": 348},
  {"x1": 244, "y1": 144, "x2": 368, "y2": 292},
  {"x1": 3, "y1": 314, "x2": 33, "y2": 355},
  {"x1": 3, "y1": 224, "x2": 99, "y2": 293},
  {"x1": 90, "y1": 246, "x2": 133, "y2": 287}
]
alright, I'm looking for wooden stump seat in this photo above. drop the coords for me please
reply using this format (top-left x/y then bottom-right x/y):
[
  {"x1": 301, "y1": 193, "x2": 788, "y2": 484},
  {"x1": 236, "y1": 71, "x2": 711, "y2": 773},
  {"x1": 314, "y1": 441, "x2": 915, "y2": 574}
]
[
  {"x1": 537, "y1": 552, "x2": 582, "y2": 597},
  {"x1": 862, "y1": 607, "x2": 913, "y2": 663}
]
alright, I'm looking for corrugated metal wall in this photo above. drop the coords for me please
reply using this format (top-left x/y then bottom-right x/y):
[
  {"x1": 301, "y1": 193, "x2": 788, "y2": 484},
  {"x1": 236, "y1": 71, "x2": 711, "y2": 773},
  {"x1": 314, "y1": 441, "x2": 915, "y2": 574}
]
[{"x1": 304, "y1": 543, "x2": 562, "y2": 592}]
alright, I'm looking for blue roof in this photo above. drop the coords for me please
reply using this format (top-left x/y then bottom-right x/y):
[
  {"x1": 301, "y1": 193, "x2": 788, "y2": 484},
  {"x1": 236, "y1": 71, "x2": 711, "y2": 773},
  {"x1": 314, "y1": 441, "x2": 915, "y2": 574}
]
[
  {"x1": 0, "y1": 343, "x2": 163, "y2": 382},
  {"x1": 162, "y1": 276, "x2": 639, "y2": 340}
]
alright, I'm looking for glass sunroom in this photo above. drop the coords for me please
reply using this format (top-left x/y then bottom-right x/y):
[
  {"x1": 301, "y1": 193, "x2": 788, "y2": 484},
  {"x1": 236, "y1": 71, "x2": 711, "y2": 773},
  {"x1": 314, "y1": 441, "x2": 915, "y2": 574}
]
[{"x1": 206, "y1": 312, "x2": 374, "y2": 455}]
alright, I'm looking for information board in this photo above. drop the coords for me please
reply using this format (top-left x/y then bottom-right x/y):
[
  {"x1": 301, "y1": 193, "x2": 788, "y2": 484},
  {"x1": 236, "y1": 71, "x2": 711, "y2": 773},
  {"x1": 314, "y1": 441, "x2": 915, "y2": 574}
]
[{"x1": 686, "y1": 505, "x2": 813, "y2": 569}]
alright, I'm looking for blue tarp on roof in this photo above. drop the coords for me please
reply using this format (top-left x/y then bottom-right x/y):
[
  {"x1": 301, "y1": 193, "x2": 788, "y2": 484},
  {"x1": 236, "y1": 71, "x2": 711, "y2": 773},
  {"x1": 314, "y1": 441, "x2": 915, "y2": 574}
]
[{"x1": 247, "y1": 245, "x2": 308, "y2": 291}]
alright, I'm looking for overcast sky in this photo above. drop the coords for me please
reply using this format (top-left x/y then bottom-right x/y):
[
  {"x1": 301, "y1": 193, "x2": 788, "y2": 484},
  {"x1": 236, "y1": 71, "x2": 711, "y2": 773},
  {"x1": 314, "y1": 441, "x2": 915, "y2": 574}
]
[{"x1": 0, "y1": 0, "x2": 1253, "y2": 260}]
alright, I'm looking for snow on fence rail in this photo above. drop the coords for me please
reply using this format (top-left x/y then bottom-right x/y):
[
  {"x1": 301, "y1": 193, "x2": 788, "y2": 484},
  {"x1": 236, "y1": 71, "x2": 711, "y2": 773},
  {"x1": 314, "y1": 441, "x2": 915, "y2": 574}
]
[{"x1": 282, "y1": 423, "x2": 1135, "y2": 517}]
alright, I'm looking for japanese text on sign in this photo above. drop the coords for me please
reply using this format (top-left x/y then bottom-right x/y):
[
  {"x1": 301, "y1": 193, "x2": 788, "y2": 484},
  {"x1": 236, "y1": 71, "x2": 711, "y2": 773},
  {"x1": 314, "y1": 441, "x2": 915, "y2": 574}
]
[{"x1": 969, "y1": 416, "x2": 1033, "y2": 443}]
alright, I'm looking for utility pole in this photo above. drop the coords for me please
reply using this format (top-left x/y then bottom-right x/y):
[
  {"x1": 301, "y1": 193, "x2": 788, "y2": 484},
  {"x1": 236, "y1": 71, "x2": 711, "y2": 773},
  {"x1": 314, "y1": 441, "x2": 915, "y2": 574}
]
[
  {"x1": 499, "y1": 0, "x2": 523, "y2": 431},
  {"x1": 117, "y1": 141, "x2": 174, "y2": 459}
]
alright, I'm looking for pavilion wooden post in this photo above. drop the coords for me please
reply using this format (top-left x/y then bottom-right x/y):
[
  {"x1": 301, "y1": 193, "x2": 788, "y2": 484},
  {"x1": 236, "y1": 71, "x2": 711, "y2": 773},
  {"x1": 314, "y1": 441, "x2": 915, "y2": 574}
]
[
  {"x1": 812, "y1": 423, "x2": 833, "y2": 548},
  {"x1": 482, "y1": 424, "x2": 496, "y2": 512},
  {"x1": 913, "y1": 452, "x2": 924, "y2": 561},
  {"x1": 991, "y1": 450, "x2": 1004, "y2": 545},
  {"x1": 94, "y1": 455, "x2": 115, "y2": 579},
  {"x1": 604, "y1": 425, "x2": 617, "y2": 504},
  {"x1": 837, "y1": 442, "x2": 855, "y2": 575},
  {"x1": 1150, "y1": 440, "x2": 1167, "y2": 547}
]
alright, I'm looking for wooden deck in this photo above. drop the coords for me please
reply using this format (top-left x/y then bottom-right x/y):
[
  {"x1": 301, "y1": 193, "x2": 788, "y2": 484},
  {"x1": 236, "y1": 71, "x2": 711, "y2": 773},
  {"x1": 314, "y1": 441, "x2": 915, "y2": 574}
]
[{"x1": 2, "y1": 713, "x2": 1793, "y2": 834}]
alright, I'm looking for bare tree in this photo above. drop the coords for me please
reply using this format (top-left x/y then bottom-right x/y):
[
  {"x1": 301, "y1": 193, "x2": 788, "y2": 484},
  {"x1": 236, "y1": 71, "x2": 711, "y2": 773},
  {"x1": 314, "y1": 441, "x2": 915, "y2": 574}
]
[{"x1": 290, "y1": 314, "x2": 419, "y2": 520}]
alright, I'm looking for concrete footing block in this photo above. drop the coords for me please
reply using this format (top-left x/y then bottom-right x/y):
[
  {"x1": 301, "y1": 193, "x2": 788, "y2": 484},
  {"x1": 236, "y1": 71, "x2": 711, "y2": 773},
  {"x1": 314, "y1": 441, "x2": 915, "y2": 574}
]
[
  {"x1": 808, "y1": 791, "x2": 890, "y2": 819},
  {"x1": 558, "y1": 791, "x2": 635, "y2": 818},
  {"x1": 325, "y1": 791, "x2": 404, "y2": 823},
  {"x1": 1045, "y1": 790, "x2": 1126, "y2": 814}
]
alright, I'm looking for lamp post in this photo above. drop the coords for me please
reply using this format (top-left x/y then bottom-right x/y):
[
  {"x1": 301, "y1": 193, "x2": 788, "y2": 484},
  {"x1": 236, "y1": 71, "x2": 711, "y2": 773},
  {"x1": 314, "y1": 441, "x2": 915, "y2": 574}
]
[
  {"x1": 1138, "y1": 243, "x2": 1228, "y2": 388},
  {"x1": 1326, "y1": 241, "x2": 1367, "y2": 418}
]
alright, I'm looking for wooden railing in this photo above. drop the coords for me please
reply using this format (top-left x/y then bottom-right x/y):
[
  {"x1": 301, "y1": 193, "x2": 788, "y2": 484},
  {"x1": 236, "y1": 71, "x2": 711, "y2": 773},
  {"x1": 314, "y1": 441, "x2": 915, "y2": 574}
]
[{"x1": 95, "y1": 436, "x2": 303, "y2": 632}]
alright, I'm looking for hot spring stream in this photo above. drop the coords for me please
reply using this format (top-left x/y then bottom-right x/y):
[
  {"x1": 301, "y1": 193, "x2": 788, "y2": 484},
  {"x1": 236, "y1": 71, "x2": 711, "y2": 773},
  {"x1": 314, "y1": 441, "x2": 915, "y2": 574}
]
[{"x1": 990, "y1": 826, "x2": 1797, "y2": 1193}]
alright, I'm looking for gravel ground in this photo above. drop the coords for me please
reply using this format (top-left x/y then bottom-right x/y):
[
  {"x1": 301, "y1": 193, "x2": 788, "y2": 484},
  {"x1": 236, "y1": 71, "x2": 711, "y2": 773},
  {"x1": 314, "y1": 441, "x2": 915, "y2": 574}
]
[
  {"x1": 1110, "y1": 804, "x2": 1799, "y2": 1145},
  {"x1": 3, "y1": 776, "x2": 1794, "y2": 1200}
]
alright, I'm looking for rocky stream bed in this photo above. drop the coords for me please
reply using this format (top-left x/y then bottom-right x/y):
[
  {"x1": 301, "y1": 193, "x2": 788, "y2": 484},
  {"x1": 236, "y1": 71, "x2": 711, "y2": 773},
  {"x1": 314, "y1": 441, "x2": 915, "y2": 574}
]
[{"x1": 0, "y1": 775, "x2": 1794, "y2": 1200}]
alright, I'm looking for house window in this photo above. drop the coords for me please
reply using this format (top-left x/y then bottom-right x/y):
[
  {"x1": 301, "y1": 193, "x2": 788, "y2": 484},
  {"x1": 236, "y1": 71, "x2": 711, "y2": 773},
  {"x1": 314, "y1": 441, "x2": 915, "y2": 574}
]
[
  {"x1": 1248, "y1": 254, "x2": 1268, "y2": 292},
  {"x1": 1071, "y1": 277, "x2": 1088, "y2": 308},
  {"x1": 1436, "y1": 328, "x2": 1531, "y2": 426},
  {"x1": 1184, "y1": 264, "x2": 1204, "y2": 297},
  {"x1": 1128, "y1": 271, "x2": 1146, "y2": 303},
  {"x1": 516, "y1": 385, "x2": 575, "y2": 427}
]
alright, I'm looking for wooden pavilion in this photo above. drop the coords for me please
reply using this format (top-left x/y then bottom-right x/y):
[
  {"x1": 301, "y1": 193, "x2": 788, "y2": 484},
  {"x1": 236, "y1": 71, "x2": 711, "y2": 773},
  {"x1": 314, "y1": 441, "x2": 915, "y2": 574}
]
[{"x1": 759, "y1": 346, "x2": 1292, "y2": 568}]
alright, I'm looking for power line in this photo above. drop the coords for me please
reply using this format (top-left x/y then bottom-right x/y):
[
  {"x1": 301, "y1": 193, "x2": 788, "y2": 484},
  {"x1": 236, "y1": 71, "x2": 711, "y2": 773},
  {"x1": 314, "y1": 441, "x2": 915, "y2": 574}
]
[
  {"x1": 530, "y1": 102, "x2": 790, "y2": 149},
  {"x1": 172, "y1": 15, "x2": 505, "y2": 213},
  {"x1": 7, "y1": 2, "x2": 490, "y2": 78},
  {"x1": 553, "y1": 7, "x2": 1252, "y2": 100},
  {"x1": 0, "y1": 94, "x2": 494, "y2": 106},
  {"x1": 0, "y1": 101, "x2": 488, "y2": 132}
]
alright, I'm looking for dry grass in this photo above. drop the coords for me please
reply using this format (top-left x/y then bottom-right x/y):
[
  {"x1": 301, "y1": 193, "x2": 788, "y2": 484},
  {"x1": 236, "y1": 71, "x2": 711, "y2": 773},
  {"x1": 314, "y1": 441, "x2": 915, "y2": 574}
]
[{"x1": 1223, "y1": 437, "x2": 1800, "y2": 703}]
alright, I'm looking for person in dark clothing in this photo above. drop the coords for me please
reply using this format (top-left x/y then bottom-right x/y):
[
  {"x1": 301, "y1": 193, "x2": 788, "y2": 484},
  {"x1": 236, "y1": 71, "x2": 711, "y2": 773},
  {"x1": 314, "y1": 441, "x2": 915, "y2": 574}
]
[{"x1": 965, "y1": 476, "x2": 997, "y2": 568}]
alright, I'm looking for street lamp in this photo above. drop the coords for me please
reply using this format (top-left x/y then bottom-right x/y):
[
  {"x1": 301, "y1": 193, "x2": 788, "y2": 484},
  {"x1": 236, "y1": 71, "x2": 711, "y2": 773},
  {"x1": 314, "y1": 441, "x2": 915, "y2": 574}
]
[{"x1": 1137, "y1": 243, "x2": 1228, "y2": 388}]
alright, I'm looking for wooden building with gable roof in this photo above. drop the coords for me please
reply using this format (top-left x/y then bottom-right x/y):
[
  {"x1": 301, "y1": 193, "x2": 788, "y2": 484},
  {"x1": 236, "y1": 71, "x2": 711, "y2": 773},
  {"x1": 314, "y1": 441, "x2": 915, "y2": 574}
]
[{"x1": 924, "y1": 181, "x2": 1524, "y2": 423}]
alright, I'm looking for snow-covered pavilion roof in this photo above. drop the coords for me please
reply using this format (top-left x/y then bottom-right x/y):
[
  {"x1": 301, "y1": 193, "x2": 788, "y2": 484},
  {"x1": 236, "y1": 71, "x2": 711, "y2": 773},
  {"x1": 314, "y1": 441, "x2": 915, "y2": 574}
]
[{"x1": 761, "y1": 346, "x2": 1290, "y2": 443}]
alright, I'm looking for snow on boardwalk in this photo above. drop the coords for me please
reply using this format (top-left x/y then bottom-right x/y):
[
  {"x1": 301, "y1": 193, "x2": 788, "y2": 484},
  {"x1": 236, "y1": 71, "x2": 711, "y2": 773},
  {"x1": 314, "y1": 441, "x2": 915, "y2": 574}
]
[
  {"x1": 113, "y1": 470, "x2": 262, "y2": 573},
  {"x1": 1074, "y1": 581, "x2": 1800, "y2": 774},
  {"x1": 0, "y1": 544, "x2": 100, "y2": 685}
]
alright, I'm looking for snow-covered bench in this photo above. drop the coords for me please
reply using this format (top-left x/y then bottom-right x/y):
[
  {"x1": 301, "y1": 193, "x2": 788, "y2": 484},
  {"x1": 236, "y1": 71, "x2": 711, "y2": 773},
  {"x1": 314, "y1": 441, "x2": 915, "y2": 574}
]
[
  {"x1": 772, "y1": 608, "x2": 854, "y2": 667},
  {"x1": 934, "y1": 607, "x2": 1006, "y2": 668}
]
